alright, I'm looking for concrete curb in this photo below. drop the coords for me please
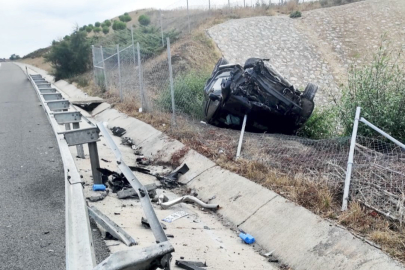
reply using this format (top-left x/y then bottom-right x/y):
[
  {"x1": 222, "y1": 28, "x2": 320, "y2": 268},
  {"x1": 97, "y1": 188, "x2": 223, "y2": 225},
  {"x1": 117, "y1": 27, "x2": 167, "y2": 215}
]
[{"x1": 15, "y1": 63, "x2": 404, "y2": 270}]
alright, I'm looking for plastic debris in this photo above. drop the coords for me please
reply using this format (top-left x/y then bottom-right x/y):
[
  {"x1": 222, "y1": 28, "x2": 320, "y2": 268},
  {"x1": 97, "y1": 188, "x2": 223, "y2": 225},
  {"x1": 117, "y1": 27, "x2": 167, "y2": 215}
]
[
  {"x1": 162, "y1": 211, "x2": 189, "y2": 223},
  {"x1": 110, "y1": 126, "x2": 126, "y2": 137},
  {"x1": 93, "y1": 184, "x2": 106, "y2": 191},
  {"x1": 239, "y1": 232, "x2": 255, "y2": 244}
]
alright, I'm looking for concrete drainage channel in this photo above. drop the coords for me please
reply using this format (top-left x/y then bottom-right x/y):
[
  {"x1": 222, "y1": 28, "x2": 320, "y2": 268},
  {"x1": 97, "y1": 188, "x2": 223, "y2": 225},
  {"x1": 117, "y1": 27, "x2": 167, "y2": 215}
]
[{"x1": 21, "y1": 63, "x2": 404, "y2": 270}]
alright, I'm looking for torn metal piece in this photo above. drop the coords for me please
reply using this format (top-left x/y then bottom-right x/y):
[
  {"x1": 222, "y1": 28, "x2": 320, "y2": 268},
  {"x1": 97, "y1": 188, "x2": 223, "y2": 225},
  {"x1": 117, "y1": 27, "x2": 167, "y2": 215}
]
[
  {"x1": 117, "y1": 183, "x2": 157, "y2": 200},
  {"x1": 93, "y1": 242, "x2": 174, "y2": 270},
  {"x1": 175, "y1": 260, "x2": 207, "y2": 270},
  {"x1": 142, "y1": 217, "x2": 167, "y2": 230},
  {"x1": 156, "y1": 164, "x2": 189, "y2": 189},
  {"x1": 159, "y1": 195, "x2": 219, "y2": 210},
  {"x1": 88, "y1": 205, "x2": 137, "y2": 246}
]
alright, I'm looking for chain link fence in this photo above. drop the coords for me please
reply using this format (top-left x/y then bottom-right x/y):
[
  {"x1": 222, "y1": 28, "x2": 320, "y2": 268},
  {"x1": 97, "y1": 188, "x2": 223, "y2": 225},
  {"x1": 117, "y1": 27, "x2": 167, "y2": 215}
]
[{"x1": 90, "y1": 0, "x2": 405, "y2": 222}]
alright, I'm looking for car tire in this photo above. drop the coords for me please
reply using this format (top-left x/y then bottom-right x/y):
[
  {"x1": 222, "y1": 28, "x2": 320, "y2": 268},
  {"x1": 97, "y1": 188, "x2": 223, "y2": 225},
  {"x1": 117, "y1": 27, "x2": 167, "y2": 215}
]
[
  {"x1": 302, "y1": 83, "x2": 318, "y2": 101},
  {"x1": 244, "y1": 58, "x2": 261, "y2": 69}
]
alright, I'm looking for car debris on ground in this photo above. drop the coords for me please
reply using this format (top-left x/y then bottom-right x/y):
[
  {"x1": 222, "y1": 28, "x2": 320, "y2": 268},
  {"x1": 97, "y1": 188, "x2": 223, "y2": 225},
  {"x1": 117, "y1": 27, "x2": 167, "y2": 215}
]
[
  {"x1": 87, "y1": 190, "x2": 109, "y2": 202},
  {"x1": 158, "y1": 194, "x2": 219, "y2": 210},
  {"x1": 175, "y1": 260, "x2": 207, "y2": 270},
  {"x1": 110, "y1": 126, "x2": 126, "y2": 137},
  {"x1": 88, "y1": 205, "x2": 137, "y2": 246},
  {"x1": 162, "y1": 211, "x2": 189, "y2": 223},
  {"x1": 204, "y1": 57, "x2": 318, "y2": 134}
]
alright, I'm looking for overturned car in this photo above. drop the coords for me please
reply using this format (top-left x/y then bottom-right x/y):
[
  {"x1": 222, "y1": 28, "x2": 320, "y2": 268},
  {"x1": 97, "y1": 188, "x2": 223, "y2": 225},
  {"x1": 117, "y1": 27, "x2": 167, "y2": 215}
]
[{"x1": 203, "y1": 58, "x2": 318, "y2": 134}]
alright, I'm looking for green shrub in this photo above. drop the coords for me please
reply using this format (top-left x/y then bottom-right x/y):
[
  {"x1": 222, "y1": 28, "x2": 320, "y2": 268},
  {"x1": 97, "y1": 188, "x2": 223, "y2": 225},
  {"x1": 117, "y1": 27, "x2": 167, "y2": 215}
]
[
  {"x1": 9, "y1": 54, "x2": 21, "y2": 60},
  {"x1": 95, "y1": 22, "x2": 101, "y2": 27},
  {"x1": 337, "y1": 44, "x2": 405, "y2": 141},
  {"x1": 290, "y1": 11, "x2": 302, "y2": 18},
  {"x1": 119, "y1": 14, "x2": 132, "y2": 22},
  {"x1": 63, "y1": 35, "x2": 70, "y2": 40},
  {"x1": 297, "y1": 108, "x2": 338, "y2": 139},
  {"x1": 102, "y1": 26, "x2": 110, "y2": 34},
  {"x1": 138, "y1": 14, "x2": 150, "y2": 26},
  {"x1": 88, "y1": 24, "x2": 93, "y2": 28},
  {"x1": 93, "y1": 27, "x2": 101, "y2": 33},
  {"x1": 95, "y1": 73, "x2": 106, "y2": 93},
  {"x1": 44, "y1": 29, "x2": 91, "y2": 81},
  {"x1": 157, "y1": 70, "x2": 210, "y2": 119},
  {"x1": 101, "y1": 23, "x2": 106, "y2": 28},
  {"x1": 112, "y1": 20, "x2": 127, "y2": 30},
  {"x1": 104, "y1": 20, "x2": 111, "y2": 27},
  {"x1": 86, "y1": 26, "x2": 93, "y2": 33}
]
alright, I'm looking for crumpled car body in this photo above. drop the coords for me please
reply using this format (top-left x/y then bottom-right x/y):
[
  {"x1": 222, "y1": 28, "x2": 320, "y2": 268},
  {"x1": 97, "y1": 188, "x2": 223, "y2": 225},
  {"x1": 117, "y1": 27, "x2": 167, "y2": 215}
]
[{"x1": 203, "y1": 58, "x2": 318, "y2": 134}]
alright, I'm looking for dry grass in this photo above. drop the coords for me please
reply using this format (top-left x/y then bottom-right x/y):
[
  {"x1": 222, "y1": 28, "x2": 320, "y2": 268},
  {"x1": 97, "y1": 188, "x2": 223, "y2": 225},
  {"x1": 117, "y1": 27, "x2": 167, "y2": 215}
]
[{"x1": 19, "y1": 57, "x2": 52, "y2": 73}]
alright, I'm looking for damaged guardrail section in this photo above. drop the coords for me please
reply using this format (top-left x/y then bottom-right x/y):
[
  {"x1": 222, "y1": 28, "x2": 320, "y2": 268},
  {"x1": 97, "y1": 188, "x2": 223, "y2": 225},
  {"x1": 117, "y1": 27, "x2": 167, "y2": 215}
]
[{"x1": 28, "y1": 73, "x2": 174, "y2": 270}]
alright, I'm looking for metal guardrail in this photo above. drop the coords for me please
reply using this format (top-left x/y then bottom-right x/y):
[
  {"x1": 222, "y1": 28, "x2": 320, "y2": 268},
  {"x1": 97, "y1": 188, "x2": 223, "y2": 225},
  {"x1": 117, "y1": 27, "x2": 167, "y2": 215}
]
[
  {"x1": 27, "y1": 73, "x2": 96, "y2": 269},
  {"x1": 27, "y1": 70, "x2": 174, "y2": 270}
]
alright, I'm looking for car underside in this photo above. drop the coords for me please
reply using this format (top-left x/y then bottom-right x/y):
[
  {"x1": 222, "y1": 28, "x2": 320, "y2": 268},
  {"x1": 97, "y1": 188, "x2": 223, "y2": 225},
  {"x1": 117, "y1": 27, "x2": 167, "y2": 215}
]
[{"x1": 203, "y1": 57, "x2": 318, "y2": 134}]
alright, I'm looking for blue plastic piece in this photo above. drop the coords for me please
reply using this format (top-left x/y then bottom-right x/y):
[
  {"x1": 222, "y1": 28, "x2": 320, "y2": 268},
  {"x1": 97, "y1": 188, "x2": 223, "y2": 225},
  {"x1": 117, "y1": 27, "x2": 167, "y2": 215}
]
[
  {"x1": 93, "y1": 184, "x2": 106, "y2": 191},
  {"x1": 239, "y1": 233, "x2": 255, "y2": 244}
]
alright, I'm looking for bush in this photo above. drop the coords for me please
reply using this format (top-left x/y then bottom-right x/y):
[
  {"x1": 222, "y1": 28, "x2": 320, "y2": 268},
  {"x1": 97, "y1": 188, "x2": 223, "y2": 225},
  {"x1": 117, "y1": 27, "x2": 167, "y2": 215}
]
[
  {"x1": 132, "y1": 26, "x2": 180, "y2": 55},
  {"x1": 102, "y1": 26, "x2": 110, "y2": 34},
  {"x1": 86, "y1": 26, "x2": 93, "y2": 33},
  {"x1": 112, "y1": 20, "x2": 127, "y2": 31},
  {"x1": 297, "y1": 108, "x2": 338, "y2": 139},
  {"x1": 93, "y1": 27, "x2": 101, "y2": 33},
  {"x1": 119, "y1": 14, "x2": 132, "y2": 22},
  {"x1": 95, "y1": 22, "x2": 101, "y2": 27},
  {"x1": 290, "y1": 11, "x2": 302, "y2": 18},
  {"x1": 63, "y1": 35, "x2": 70, "y2": 40},
  {"x1": 138, "y1": 14, "x2": 150, "y2": 26},
  {"x1": 337, "y1": 44, "x2": 405, "y2": 141},
  {"x1": 158, "y1": 70, "x2": 210, "y2": 119},
  {"x1": 44, "y1": 29, "x2": 91, "y2": 81},
  {"x1": 104, "y1": 20, "x2": 111, "y2": 27}
]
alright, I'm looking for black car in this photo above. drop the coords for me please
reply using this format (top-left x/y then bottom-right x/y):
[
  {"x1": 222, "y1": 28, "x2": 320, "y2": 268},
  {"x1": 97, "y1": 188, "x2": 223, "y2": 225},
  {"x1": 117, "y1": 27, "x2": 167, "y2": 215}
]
[{"x1": 203, "y1": 57, "x2": 318, "y2": 134}]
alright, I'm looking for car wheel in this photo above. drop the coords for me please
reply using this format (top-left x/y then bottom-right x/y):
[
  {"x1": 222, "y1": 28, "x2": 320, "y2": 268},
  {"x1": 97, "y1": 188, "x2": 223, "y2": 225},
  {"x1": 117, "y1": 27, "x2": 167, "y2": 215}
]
[
  {"x1": 302, "y1": 83, "x2": 318, "y2": 101},
  {"x1": 244, "y1": 58, "x2": 261, "y2": 69}
]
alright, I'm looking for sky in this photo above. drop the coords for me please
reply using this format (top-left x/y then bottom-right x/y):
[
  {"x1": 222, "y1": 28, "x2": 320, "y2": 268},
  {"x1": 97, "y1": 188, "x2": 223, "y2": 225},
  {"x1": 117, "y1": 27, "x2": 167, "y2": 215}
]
[{"x1": 0, "y1": 0, "x2": 307, "y2": 59}]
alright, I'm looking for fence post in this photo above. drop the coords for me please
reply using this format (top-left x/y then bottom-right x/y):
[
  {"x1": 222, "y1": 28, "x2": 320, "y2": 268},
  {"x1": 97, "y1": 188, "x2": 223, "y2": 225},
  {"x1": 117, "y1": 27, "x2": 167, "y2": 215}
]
[
  {"x1": 209, "y1": 0, "x2": 211, "y2": 10},
  {"x1": 167, "y1": 37, "x2": 176, "y2": 127},
  {"x1": 160, "y1": 10, "x2": 164, "y2": 46},
  {"x1": 236, "y1": 114, "x2": 248, "y2": 159},
  {"x1": 187, "y1": 0, "x2": 190, "y2": 33},
  {"x1": 136, "y1": 42, "x2": 148, "y2": 112},
  {"x1": 116, "y1": 44, "x2": 122, "y2": 102},
  {"x1": 342, "y1": 106, "x2": 361, "y2": 211},
  {"x1": 91, "y1": 45, "x2": 96, "y2": 82},
  {"x1": 100, "y1": 46, "x2": 108, "y2": 92}
]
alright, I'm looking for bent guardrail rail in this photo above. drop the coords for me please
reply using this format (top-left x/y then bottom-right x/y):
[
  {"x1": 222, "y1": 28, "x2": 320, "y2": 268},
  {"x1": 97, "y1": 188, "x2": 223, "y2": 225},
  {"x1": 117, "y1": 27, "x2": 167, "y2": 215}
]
[
  {"x1": 28, "y1": 74, "x2": 96, "y2": 269},
  {"x1": 28, "y1": 72, "x2": 174, "y2": 270}
]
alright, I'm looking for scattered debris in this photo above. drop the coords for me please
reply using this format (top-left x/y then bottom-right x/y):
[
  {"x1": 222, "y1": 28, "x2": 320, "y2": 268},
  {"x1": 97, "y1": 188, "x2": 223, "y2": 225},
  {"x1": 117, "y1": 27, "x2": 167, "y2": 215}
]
[
  {"x1": 175, "y1": 260, "x2": 207, "y2": 270},
  {"x1": 141, "y1": 217, "x2": 167, "y2": 230},
  {"x1": 87, "y1": 190, "x2": 109, "y2": 202},
  {"x1": 130, "y1": 163, "x2": 190, "y2": 189},
  {"x1": 93, "y1": 184, "x2": 106, "y2": 191},
  {"x1": 208, "y1": 195, "x2": 216, "y2": 202},
  {"x1": 156, "y1": 164, "x2": 189, "y2": 189},
  {"x1": 111, "y1": 126, "x2": 126, "y2": 137},
  {"x1": 162, "y1": 211, "x2": 189, "y2": 223},
  {"x1": 97, "y1": 168, "x2": 129, "y2": 193},
  {"x1": 136, "y1": 156, "x2": 151, "y2": 166},
  {"x1": 166, "y1": 234, "x2": 174, "y2": 238},
  {"x1": 239, "y1": 232, "x2": 255, "y2": 244},
  {"x1": 121, "y1": 137, "x2": 139, "y2": 150},
  {"x1": 117, "y1": 183, "x2": 157, "y2": 199},
  {"x1": 88, "y1": 205, "x2": 137, "y2": 246},
  {"x1": 101, "y1": 158, "x2": 111, "y2": 163},
  {"x1": 158, "y1": 194, "x2": 219, "y2": 210},
  {"x1": 203, "y1": 226, "x2": 210, "y2": 230}
]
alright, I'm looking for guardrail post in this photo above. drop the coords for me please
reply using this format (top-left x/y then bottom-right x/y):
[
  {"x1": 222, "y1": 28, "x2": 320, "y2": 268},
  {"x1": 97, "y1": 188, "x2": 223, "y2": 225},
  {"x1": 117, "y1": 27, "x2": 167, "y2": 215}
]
[
  {"x1": 342, "y1": 106, "x2": 361, "y2": 211},
  {"x1": 167, "y1": 38, "x2": 176, "y2": 127},
  {"x1": 117, "y1": 44, "x2": 123, "y2": 102},
  {"x1": 88, "y1": 142, "x2": 102, "y2": 185},
  {"x1": 73, "y1": 122, "x2": 85, "y2": 159}
]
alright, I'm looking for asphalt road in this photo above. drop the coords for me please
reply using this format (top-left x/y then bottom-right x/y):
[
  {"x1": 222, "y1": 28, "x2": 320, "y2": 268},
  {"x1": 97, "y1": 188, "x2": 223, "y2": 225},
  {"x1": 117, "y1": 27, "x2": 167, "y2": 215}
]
[{"x1": 0, "y1": 63, "x2": 109, "y2": 269}]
